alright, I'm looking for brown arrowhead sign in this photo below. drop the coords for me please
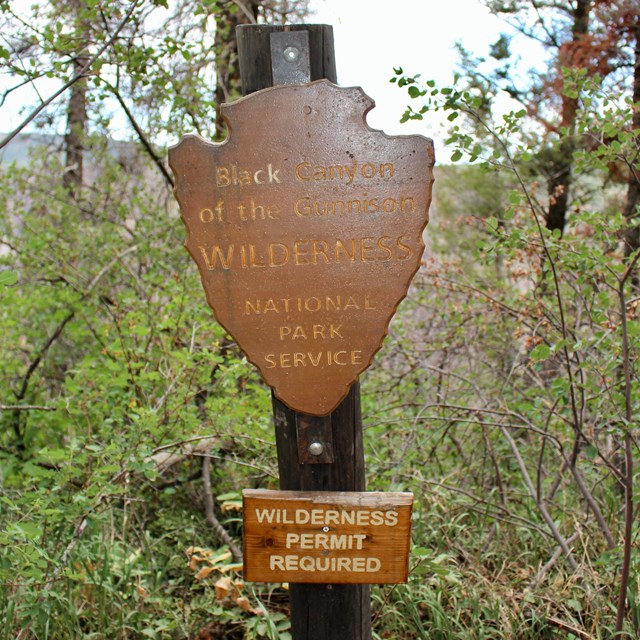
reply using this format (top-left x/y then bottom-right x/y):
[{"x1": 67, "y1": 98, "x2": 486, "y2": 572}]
[{"x1": 169, "y1": 80, "x2": 434, "y2": 416}]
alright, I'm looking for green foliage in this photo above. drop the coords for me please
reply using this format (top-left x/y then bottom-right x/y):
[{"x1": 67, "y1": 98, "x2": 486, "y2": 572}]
[
  {"x1": 0, "y1": 140, "x2": 278, "y2": 638},
  {"x1": 367, "y1": 54, "x2": 639, "y2": 637},
  {"x1": 1, "y1": 0, "x2": 638, "y2": 638}
]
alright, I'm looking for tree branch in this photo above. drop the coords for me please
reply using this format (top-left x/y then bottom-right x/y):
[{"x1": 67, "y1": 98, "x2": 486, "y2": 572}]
[
  {"x1": 201, "y1": 456, "x2": 243, "y2": 563},
  {"x1": 101, "y1": 80, "x2": 174, "y2": 189},
  {"x1": 0, "y1": 0, "x2": 141, "y2": 151}
]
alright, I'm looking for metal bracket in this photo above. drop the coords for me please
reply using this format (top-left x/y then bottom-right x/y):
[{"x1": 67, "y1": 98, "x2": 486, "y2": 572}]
[
  {"x1": 295, "y1": 413, "x2": 334, "y2": 464},
  {"x1": 270, "y1": 30, "x2": 311, "y2": 85}
]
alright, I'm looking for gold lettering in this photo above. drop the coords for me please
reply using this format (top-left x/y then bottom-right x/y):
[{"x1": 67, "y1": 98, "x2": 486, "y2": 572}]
[
  {"x1": 305, "y1": 297, "x2": 321, "y2": 312},
  {"x1": 268, "y1": 243, "x2": 289, "y2": 267},
  {"x1": 293, "y1": 240, "x2": 309, "y2": 265},
  {"x1": 216, "y1": 167, "x2": 230, "y2": 186},
  {"x1": 279, "y1": 326, "x2": 291, "y2": 340},
  {"x1": 335, "y1": 239, "x2": 355, "y2": 262},
  {"x1": 293, "y1": 161, "x2": 395, "y2": 184},
  {"x1": 344, "y1": 296, "x2": 359, "y2": 310},
  {"x1": 199, "y1": 244, "x2": 233, "y2": 270},
  {"x1": 382, "y1": 197, "x2": 396, "y2": 213},
  {"x1": 328, "y1": 165, "x2": 344, "y2": 181},
  {"x1": 326, "y1": 296, "x2": 341, "y2": 311},
  {"x1": 245, "y1": 300, "x2": 260, "y2": 315},
  {"x1": 312, "y1": 240, "x2": 330, "y2": 263},
  {"x1": 249, "y1": 244, "x2": 265, "y2": 268},
  {"x1": 330, "y1": 324, "x2": 343, "y2": 338},
  {"x1": 199, "y1": 208, "x2": 214, "y2": 223},
  {"x1": 380, "y1": 162, "x2": 394, "y2": 177},
  {"x1": 333, "y1": 350, "x2": 347, "y2": 365},
  {"x1": 377, "y1": 236, "x2": 393, "y2": 260},
  {"x1": 308, "y1": 352, "x2": 322, "y2": 366},
  {"x1": 360, "y1": 237, "x2": 376, "y2": 261},
  {"x1": 396, "y1": 235, "x2": 413, "y2": 259},
  {"x1": 280, "y1": 353, "x2": 292, "y2": 368},
  {"x1": 400, "y1": 195, "x2": 415, "y2": 212},
  {"x1": 361, "y1": 162, "x2": 376, "y2": 178},
  {"x1": 295, "y1": 162, "x2": 311, "y2": 181},
  {"x1": 343, "y1": 164, "x2": 356, "y2": 184},
  {"x1": 294, "y1": 197, "x2": 311, "y2": 217}
]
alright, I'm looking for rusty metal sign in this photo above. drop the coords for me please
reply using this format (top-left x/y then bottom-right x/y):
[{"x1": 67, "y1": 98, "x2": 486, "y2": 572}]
[{"x1": 169, "y1": 80, "x2": 434, "y2": 416}]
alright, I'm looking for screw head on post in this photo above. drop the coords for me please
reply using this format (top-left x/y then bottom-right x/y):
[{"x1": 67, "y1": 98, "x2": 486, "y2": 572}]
[
  {"x1": 283, "y1": 46, "x2": 300, "y2": 63},
  {"x1": 308, "y1": 441, "x2": 324, "y2": 456}
]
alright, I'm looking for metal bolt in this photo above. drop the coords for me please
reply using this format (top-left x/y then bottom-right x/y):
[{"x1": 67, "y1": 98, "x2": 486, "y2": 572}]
[
  {"x1": 308, "y1": 441, "x2": 324, "y2": 456},
  {"x1": 283, "y1": 46, "x2": 300, "y2": 63}
]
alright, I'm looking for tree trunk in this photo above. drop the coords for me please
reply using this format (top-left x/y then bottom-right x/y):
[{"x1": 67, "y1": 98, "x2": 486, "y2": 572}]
[
  {"x1": 62, "y1": 0, "x2": 89, "y2": 192},
  {"x1": 214, "y1": 0, "x2": 259, "y2": 140},
  {"x1": 545, "y1": 0, "x2": 590, "y2": 234},
  {"x1": 623, "y1": 13, "x2": 640, "y2": 274}
]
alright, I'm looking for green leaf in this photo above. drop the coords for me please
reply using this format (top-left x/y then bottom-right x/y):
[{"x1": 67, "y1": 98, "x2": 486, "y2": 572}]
[
  {"x1": 0, "y1": 271, "x2": 17, "y2": 286},
  {"x1": 529, "y1": 344, "x2": 551, "y2": 361}
]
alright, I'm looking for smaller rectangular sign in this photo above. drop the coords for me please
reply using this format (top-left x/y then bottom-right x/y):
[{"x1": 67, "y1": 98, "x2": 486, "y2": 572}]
[{"x1": 243, "y1": 490, "x2": 413, "y2": 584}]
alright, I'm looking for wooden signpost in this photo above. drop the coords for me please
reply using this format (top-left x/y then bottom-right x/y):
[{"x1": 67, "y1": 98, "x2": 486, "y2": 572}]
[{"x1": 169, "y1": 24, "x2": 434, "y2": 640}]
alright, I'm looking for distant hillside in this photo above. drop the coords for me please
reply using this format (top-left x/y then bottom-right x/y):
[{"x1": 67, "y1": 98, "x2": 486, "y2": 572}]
[{"x1": 0, "y1": 132, "x2": 61, "y2": 165}]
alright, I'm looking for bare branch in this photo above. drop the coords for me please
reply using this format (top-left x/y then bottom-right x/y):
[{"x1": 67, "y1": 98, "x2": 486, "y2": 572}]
[
  {"x1": 201, "y1": 456, "x2": 243, "y2": 563},
  {"x1": 0, "y1": 404, "x2": 56, "y2": 411},
  {"x1": 0, "y1": 0, "x2": 141, "y2": 151}
]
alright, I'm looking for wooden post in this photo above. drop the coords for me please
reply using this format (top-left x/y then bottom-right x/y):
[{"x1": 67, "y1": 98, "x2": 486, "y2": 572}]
[{"x1": 237, "y1": 24, "x2": 372, "y2": 640}]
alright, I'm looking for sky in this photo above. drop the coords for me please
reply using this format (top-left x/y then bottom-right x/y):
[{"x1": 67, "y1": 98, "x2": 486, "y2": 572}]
[
  {"x1": 1, "y1": 0, "x2": 541, "y2": 154},
  {"x1": 306, "y1": 0, "x2": 529, "y2": 150}
]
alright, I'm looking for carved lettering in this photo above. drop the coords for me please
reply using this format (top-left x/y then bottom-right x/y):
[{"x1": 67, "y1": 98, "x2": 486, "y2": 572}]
[
  {"x1": 216, "y1": 163, "x2": 281, "y2": 187},
  {"x1": 237, "y1": 198, "x2": 279, "y2": 221},
  {"x1": 294, "y1": 195, "x2": 415, "y2": 217},
  {"x1": 244, "y1": 295, "x2": 375, "y2": 315},
  {"x1": 268, "y1": 555, "x2": 382, "y2": 573},
  {"x1": 198, "y1": 236, "x2": 413, "y2": 271},
  {"x1": 295, "y1": 161, "x2": 395, "y2": 184},
  {"x1": 253, "y1": 506, "x2": 399, "y2": 527},
  {"x1": 279, "y1": 323, "x2": 343, "y2": 341},
  {"x1": 264, "y1": 350, "x2": 363, "y2": 369}
]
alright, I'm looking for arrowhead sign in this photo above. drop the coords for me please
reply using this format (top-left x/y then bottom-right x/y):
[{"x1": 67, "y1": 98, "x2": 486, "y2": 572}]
[{"x1": 169, "y1": 80, "x2": 434, "y2": 416}]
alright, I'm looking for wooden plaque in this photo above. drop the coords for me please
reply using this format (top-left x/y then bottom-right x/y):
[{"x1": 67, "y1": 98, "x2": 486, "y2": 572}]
[
  {"x1": 242, "y1": 490, "x2": 413, "y2": 584},
  {"x1": 169, "y1": 80, "x2": 434, "y2": 415}
]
